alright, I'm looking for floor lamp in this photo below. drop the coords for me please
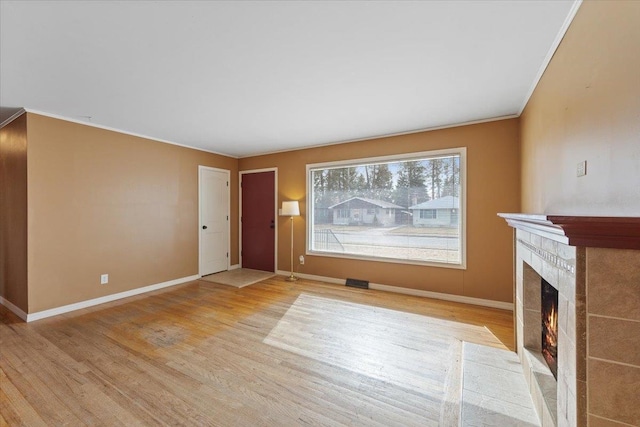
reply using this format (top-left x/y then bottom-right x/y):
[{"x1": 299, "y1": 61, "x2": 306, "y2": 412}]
[{"x1": 281, "y1": 201, "x2": 300, "y2": 281}]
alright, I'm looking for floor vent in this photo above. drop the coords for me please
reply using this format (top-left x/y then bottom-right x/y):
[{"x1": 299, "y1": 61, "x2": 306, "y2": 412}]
[{"x1": 345, "y1": 278, "x2": 369, "y2": 289}]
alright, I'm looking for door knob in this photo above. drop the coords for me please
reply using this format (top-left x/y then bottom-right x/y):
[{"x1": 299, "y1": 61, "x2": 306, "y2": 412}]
[
  {"x1": 270, "y1": 220, "x2": 275, "y2": 229},
  {"x1": 202, "y1": 225, "x2": 208, "y2": 230}
]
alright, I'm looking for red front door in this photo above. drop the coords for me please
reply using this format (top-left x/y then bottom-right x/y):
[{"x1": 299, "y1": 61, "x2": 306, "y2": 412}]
[{"x1": 241, "y1": 171, "x2": 275, "y2": 272}]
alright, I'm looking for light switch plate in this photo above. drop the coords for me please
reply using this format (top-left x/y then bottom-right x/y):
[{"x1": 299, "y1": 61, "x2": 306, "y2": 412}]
[{"x1": 577, "y1": 161, "x2": 587, "y2": 177}]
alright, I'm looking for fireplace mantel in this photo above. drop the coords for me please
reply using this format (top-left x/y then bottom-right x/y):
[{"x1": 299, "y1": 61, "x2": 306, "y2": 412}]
[{"x1": 498, "y1": 213, "x2": 640, "y2": 249}]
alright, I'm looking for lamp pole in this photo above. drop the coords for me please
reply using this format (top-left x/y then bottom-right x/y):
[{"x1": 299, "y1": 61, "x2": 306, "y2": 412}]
[
  {"x1": 281, "y1": 200, "x2": 300, "y2": 282},
  {"x1": 287, "y1": 215, "x2": 297, "y2": 281}
]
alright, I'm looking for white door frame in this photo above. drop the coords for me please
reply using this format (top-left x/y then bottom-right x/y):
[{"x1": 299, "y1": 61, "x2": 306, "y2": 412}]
[
  {"x1": 198, "y1": 165, "x2": 231, "y2": 277},
  {"x1": 239, "y1": 167, "x2": 278, "y2": 272}
]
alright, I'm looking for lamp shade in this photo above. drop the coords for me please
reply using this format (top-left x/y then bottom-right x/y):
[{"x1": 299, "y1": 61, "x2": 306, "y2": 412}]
[{"x1": 281, "y1": 201, "x2": 300, "y2": 216}]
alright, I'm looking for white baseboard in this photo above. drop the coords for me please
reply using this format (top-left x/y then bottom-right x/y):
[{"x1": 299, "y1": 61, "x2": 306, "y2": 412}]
[
  {"x1": 0, "y1": 296, "x2": 28, "y2": 321},
  {"x1": 17, "y1": 275, "x2": 199, "y2": 322},
  {"x1": 369, "y1": 283, "x2": 513, "y2": 311},
  {"x1": 229, "y1": 264, "x2": 240, "y2": 271},
  {"x1": 277, "y1": 270, "x2": 344, "y2": 285},
  {"x1": 2, "y1": 271, "x2": 512, "y2": 323},
  {"x1": 277, "y1": 270, "x2": 513, "y2": 311}
]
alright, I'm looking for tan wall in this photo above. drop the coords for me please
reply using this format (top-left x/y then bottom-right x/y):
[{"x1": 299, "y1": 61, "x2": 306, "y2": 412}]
[
  {"x1": 26, "y1": 113, "x2": 238, "y2": 312},
  {"x1": 521, "y1": 1, "x2": 640, "y2": 215},
  {"x1": 0, "y1": 113, "x2": 29, "y2": 312},
  {"x1": 240, "y1": 119, "x2": 520, "y2": 303}
]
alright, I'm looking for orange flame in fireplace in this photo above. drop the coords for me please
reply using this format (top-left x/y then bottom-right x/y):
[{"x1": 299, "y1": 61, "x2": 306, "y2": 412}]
[
  {"x1": 542, "y1": 300, "x2": 558, "y2": 379},
  {"x1": 543, "y1": 303, "x2": 558, "y2": 348}
]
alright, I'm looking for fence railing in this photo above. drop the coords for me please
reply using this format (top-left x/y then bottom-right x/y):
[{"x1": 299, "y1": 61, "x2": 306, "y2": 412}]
[{"x1": 313, "y1": 229, "x2": 345, "y2": 252}]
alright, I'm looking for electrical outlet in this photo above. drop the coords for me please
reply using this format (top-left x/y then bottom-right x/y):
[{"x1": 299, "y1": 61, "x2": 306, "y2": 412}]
[
  {"x1": 299, "y1": 255, "x2": 305, "y2": 265},
  {"x1": 577, "y1": 160, "x2": 587, "y2": 177},
  {"x1": 100, "y1": 274, "x2": 109, "y2": 285}
]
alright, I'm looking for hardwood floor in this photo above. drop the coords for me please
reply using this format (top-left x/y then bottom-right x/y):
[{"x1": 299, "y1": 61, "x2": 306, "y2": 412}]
[{"x1": 0, "y1": 277, "x2": 513, "y2": 426}]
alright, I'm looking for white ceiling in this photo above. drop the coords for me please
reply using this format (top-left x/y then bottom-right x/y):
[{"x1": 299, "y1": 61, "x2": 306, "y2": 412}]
[{"x1": 1, "y1": 0, "x2": 579, "y2": 158}]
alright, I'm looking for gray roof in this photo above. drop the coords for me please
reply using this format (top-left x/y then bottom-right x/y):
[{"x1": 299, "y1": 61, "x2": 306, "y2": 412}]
[
  {"x1": 409, "y1": 196, "x2": 459, "y2": 210},
  {"x1": 328, "y1": 197, "x2": 404, "y2": 210}
]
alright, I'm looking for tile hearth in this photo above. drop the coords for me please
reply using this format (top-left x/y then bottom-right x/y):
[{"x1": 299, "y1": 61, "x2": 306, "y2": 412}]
[{"x1": 460, "y1": 342, "x2": 540, "y2": 426}]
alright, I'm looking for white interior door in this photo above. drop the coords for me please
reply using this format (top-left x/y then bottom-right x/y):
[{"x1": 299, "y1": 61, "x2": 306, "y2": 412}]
[{"x1": 199, "y1": 167, "x2": 229, "y2": 276}]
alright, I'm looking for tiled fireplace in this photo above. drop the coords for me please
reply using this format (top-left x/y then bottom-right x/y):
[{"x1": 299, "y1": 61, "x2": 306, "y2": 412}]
[{"x1": 499, "y1": 214, "x2": 640, "y2": 427}]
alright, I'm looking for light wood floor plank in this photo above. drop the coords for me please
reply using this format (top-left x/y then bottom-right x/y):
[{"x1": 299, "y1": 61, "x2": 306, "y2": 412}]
[
  {"x1": 0, "y1": 368, "x2": 47, "y2": 427},
  {"x1": 0, "y1": 277, "x2": 513, "y2": 426}
]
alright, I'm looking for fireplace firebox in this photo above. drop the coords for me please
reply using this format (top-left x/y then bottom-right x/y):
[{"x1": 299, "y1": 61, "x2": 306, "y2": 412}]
[{"x1": 541, "y1": 279, "x2": 558, "y2": 380}]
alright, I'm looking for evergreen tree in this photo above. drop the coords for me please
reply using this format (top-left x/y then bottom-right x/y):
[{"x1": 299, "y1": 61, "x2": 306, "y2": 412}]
[
  {"x1": 441, "y1": 156, "x2": 460, "y2": 197},
  {"x1": 363, "y1": 163, "x2": 393, "y2": 201},
  {"x1": 393, "y1": 161, "x2": 428, "y2": 207},
  {"x1": 425, "y1": 158, "x2": 443, "y2": 200},
  {"x1": 312, "y1": 169, "x2": 328, "y2": 204},
  {"x1": 325, "y1": 167, "x2": 365, "y2": 202}
]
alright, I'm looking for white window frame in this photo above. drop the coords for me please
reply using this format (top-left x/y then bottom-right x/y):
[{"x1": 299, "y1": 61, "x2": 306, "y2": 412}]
[{"x1": 306, "y1": 148, "x2": 467, "y2": 269}]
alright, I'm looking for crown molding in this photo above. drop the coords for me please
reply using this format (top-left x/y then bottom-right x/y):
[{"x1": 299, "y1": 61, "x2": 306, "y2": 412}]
[
  {"x1": 240, "y1": 114, "x2": 519, "y2": 159},
  {"x1": 22, "y1": 108, "x2": 238, "y2": 159},
  {"x1": 0, "y1": 108, "x2": 27, "y2": 128},
  {"x1": 518, "y1": 0, "x2": 583, "y2": 115}
]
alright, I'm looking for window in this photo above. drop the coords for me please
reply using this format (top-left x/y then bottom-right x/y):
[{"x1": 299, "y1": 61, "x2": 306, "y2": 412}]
[
  {"x1": 307, "y1": 148, "x2": 465, "y2": 268},
  {"x1": 420, "y1": 209, "x2": 437, "y2": 219}
]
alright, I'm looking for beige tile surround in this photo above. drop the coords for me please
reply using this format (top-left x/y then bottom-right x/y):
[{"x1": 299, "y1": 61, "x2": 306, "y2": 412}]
[
  {"x1": 513, "y1": 228, "x2": 640, "y2": 427},
  {"x1": 585, "y1": 248, "x2": 640, "y2": 426}
]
